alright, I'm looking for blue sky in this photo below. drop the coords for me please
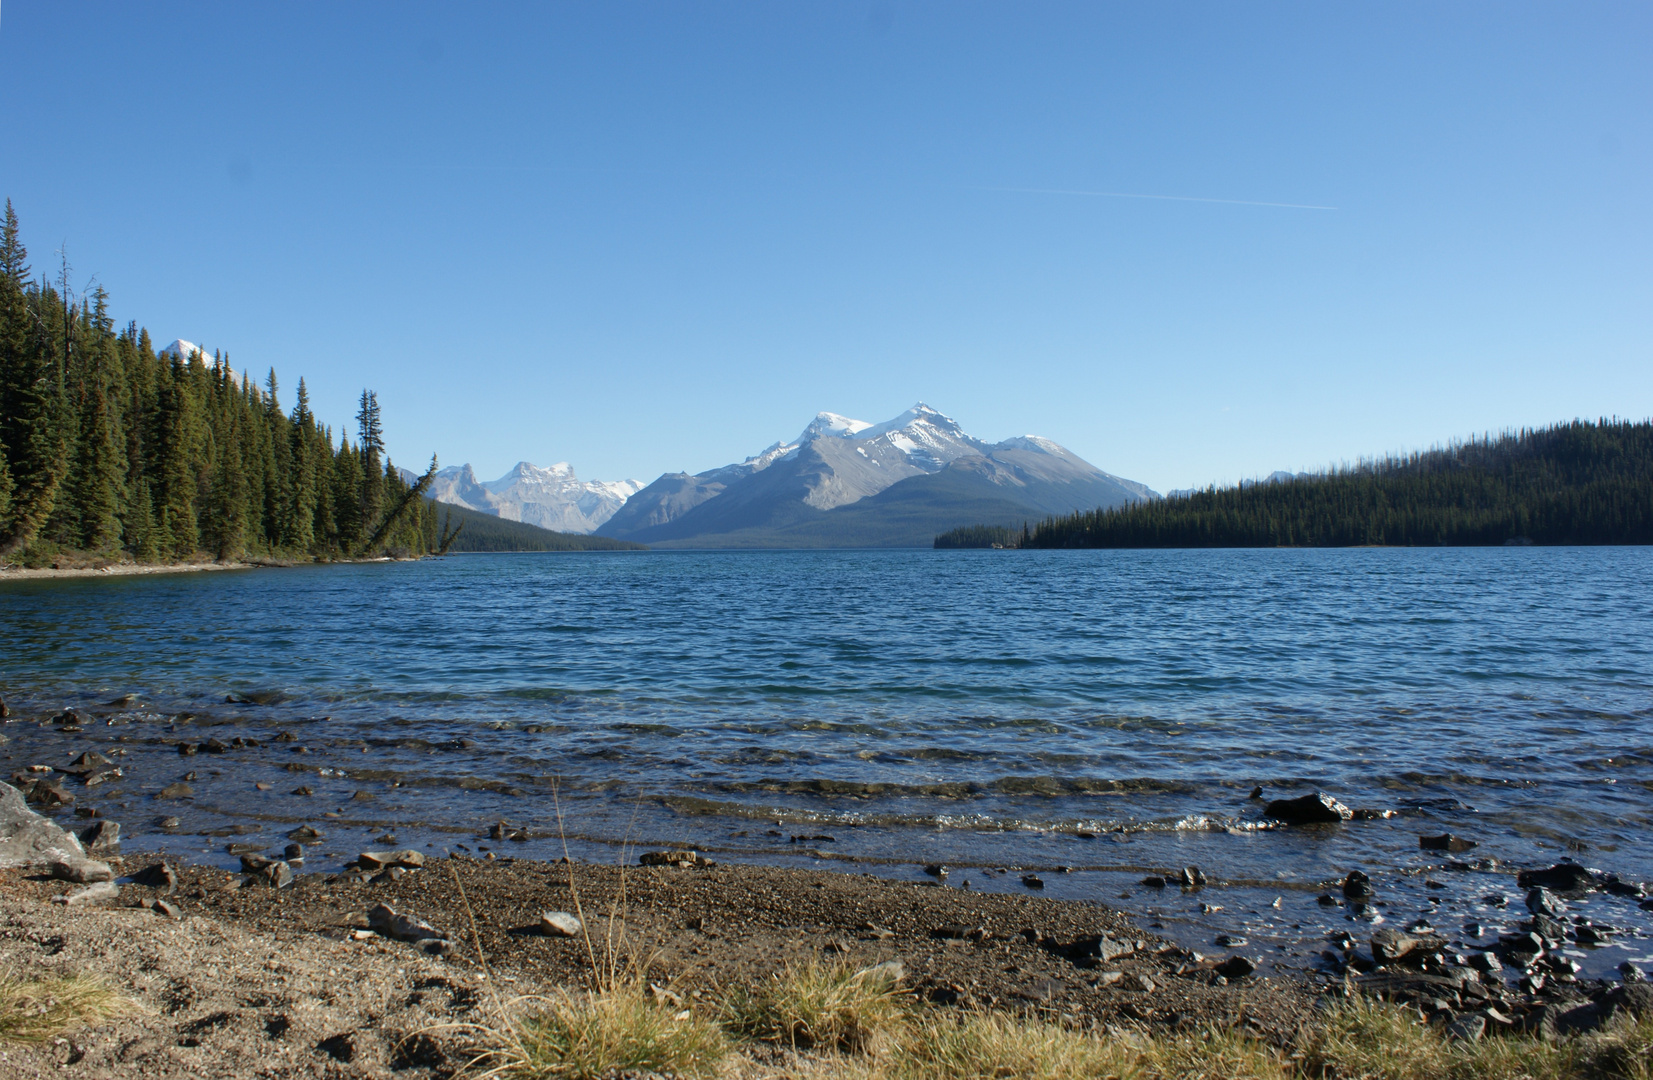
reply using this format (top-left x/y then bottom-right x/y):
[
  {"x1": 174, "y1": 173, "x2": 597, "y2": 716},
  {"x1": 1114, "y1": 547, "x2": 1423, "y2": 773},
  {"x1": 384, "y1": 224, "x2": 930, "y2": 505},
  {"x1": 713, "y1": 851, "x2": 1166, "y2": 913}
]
[{"x1": 0, "y1": 2, "x2": 1647, "y2": 493}]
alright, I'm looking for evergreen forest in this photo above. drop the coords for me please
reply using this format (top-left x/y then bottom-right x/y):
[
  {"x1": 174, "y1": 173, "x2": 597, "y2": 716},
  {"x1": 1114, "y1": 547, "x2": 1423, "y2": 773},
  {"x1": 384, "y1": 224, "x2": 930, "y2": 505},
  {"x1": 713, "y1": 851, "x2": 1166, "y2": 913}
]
[
  {"x1": 936, "y1": 420, "x2": 1653, "y2": 549},
  {"x1": 0, "y1": 201, "x2": 449, "y2": 567}
]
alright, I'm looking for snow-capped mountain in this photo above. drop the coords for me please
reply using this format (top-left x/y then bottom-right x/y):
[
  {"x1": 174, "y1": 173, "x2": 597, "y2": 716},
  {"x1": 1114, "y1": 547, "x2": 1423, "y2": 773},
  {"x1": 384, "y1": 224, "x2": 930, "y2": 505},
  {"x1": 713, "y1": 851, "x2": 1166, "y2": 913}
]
[
  {"x1": 159, "y1": 339, "x2": 213, "y2": 363},
  {"x1": 599, "y1": 402, "x2": 1156, "y2": 547},
  {"x1": 427, "y1": 462, "x2": 643, "y2": 535}
]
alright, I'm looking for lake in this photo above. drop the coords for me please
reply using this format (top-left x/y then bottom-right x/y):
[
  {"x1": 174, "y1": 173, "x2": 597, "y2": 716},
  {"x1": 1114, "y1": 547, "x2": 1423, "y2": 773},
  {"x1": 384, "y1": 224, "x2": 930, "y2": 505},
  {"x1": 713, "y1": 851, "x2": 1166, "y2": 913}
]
[{"x1": 3, "y1": 547, "x2": 1650, "y2": 976}]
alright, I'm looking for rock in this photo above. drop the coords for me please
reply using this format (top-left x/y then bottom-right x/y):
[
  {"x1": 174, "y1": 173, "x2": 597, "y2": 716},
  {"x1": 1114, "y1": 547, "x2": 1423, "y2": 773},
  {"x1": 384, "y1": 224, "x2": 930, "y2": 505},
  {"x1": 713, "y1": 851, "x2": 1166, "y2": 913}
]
[
  {"x1": 1094, "y1": 970, "x2": 1124, "y2": 986},
  {"x1": 53, "y1": 881, "x2": 120, "y2": 906},
  {"x1": 49, "y1": 858, "x2": 113, "y2": 883},
  {"x1": 1343, "y1": 870, "x2": 1374, "y2": 902},
  {"x1": 862, "y1": 960, "x2": 905, "y2": 985},
  {"x1": 1350, "y1": 808, "x2": 1397, "y2": 820},
  {"x1": 1529, "y1": 913, "x2": 1567, "y2": 942},
  {"x1": 151, "y1": 899, "x2": 181, "y2": 919},
  {"x1": 367, "y1": 902, "x2": 448, "y2": 943},
  {"x1": 240, "y1": 854, "x2": 276, "y2": 872},
  {"x1": 1446, "y1": 1013, "x2": 1487, "y2": 1042},
  {"x1": 1123, "y1": 973, "x2": 1156, "y2": 992},
  {"x1": 1468, "y1": 951, "x2": 1503, "y2": 976},
  {"x1": 638, "y1": 850, "x2": 714, "y2": 868},
  {"x1": 1248, "y1": 786, "x2": 1263, "y2": 799},
  {"x1": 1526, "y1": 887, "x2": 1566, "y2": 917},
  {"x1": 157, "y1": 816, "x2": 180, "y2": 829},
  {"x1": 1420, "y1": 833, "x2": 1478, "y2": 853},
  {"x1": 1214, "y1": 934, "x2": 1247, "y2": 947},
  {"x1": 1603, "y1": 983, "x2": 1653, "y2": 1018},
  {"x1": 1021, "y1": 875, "x2": 1044, "y2": 889},
  {"x1": 1062, "y1": 934, "x2": 1135, "y2": 964},
  {"x1": 246, "y1": 861, "x2": 293, "y2": 888},
  {"x1": 358, "y1": 849, "x2": 426, "y2": 870},
  {"x1": 134, "y1": 862, "x2": 178, "y2": 892},
  {"x1": 421, "y1": 938, "x2": 454, "y2": 957},
  {"x1": 1215, "y1": 955, "x2": 1258, "y2": 980},
  {"x1": 1140, "y1": 875, "x2": 1166, "y2": 888},
  {"x1": 350, "y1": 790, "x2": 373, "y2": 801},
  {"x1": 540, "y1": 911, "x2": 582, "y2": 937},
  {"x1": 923, "y1": 863, "x2": 948, "y2": 878},
  {"x1": 289, "y1": 825, "x2": 324, "y2": 841},
  {"x1": 1620, "y1": 962, "x2": 1646, "y2": 984},
  {"x1": 1602, "y1": 876, "x2": 1647, "y2": 899},
  {"x1": 0, "y1": 781, "x2": 90, "y2": 871},
  {"x1": 201, "y1": 738, "x2": 229, "y2": 753},
  {"x1": 59, "y1": 751, "x2": 114, "y2": 776},
  {"x1": 292, "y1": 786, "x2": 313, "y2": 796},
  {"x1": 1179, "y1": 866, "x2": 1207, "y2": 888},
  {"x1": 284, "y1": 843, "x2": 304, "y2": 861},
  {"x1": 27, "y1": 780, "x2": 75, "y2": 808},
  {"x1": 1264, "y1": 792, "x2": 1352, "y2": 825},
  {"x1": 1372, "y1": 928, "x2": 1447, "y2": 965},
  {"x1": 177, "y1": 742, "x2": 199, "y2": 756},
  {"x1": 78, "y1": 819, "x2": 120, "y2": 853},
  {"x1": 156, "y1": 782, "x2": 193, "y2": 799},
  {"x1": 1516, "y1": 863, "x2": 1594, "y2": 895}
]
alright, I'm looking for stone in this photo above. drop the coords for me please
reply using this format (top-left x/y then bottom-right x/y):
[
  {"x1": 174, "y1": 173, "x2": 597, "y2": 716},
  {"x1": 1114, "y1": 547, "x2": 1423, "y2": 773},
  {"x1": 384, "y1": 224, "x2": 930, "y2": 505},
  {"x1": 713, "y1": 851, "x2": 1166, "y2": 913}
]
[
  {"x1": 1446, "y1": 1013, "x2": 1486, "y2": 1042},
  {"x1": 1140, "y1": 875, "x2": 1166, "y2": 888},
  {"x1": 350, "y1": 790, "x2": 373, "y2": 801},
  {"x1": 157, "y1": 816, "x2": 181, "y2": 829},
  {"x1": 1214, "y1": 934, "x2": 1247, "y2": 947},
  {"x1": 73, "y1": 818, "x2": 118, "y2": 854},
  {"x1": 156, "y1": 782, "x2": 193, "y2": 799},
  {"x1": 134, "y1": 862, "x2": 178, "y2": 891},
  {"x1": 151, "y1": 899, "x2": 181, "y2": 919},
  {"x1": 1371, "y1": 929, "x2": 1448, "y2": 965},
  {"x1": 1064, "y1": 934, "x2": 1135, "y2": 964},
  {"x1": 367, "y1": 902, "x2": 448, "y2": 944},
  {"x1": 540, "y1": 911, "x2": 582, "y2": 936},
  {"x1": 1619, "y1": 962, "x2": 1646, "y2": 984},
  {"x1": 59, "y1": 751, "x2": 114, "y2": 776},
  {"x1": 1420, "y1": 833, "x2": 1478, "y2": 853},
  {"x1": 358, "y1": 849, "x2": 426, "y2": 870},
  {"x1": 1516, "y1": 863, "x2": 1594, "y2": 895},
  {"x1": 1350, "y1": 808, "x2": 1397, "y2": 820},
  {"x1": 923, "y1": 863, "x2": 948, "y2": 878},
  {"x1": 28, "y1": 780, "x2": 74, "y2": 808},
  {"x1": 49, "y1": 858, "x2": 113, "y2": 883},
  {"x1": 420, "y1": 938, "x2": 453, "y2": 957},
  {"x1": 1468, "y1": 951, "x2": 1503, "y2": 976},
  {"x1": 284, "y1": 843, "x2": 304, "y2": 861},
  {"x1": 1343, "y1": 870, "x2": 1374, "y2": 902},
  {"x1": 1179, "y1": 866, "x2": 1207, "y2": 888},
  {"x1": 288, "y1": 825, "x2": 325, "y2": 841},
  {"x1": 177, "y1": 742, "x2": 199, "y2": 756},
  {"x1": 250, "y1": 861, "x2": 293, "y2": 888},
  {"x1": 1248, "y1": 786, "x2": 1263, "y2": 799},
  {"x1": 53, "y1": 880, "x2": 120, "y2": 906},
  {"x1": 1215, "y1": 955, "x2": 1258, "y2": 980},
  {"x1": 1123, "y1": 973, "x2": 1156, "y2": 992},
  {"x1": 0, "y1": 781, "x2": 89, "y2": 871},
  {"x1": 1264, "y1": 792, "x2": 1352, "y2": 825},
  {"x1": 1526, "y1": 887, "x2": 1566, "y2": 917},
  {"x1": 1021, "y1": 874, "x2": 1044, "y2": 889},
  {"x1": 240, "y1": 854, "x2": 276, "y2": 872}
]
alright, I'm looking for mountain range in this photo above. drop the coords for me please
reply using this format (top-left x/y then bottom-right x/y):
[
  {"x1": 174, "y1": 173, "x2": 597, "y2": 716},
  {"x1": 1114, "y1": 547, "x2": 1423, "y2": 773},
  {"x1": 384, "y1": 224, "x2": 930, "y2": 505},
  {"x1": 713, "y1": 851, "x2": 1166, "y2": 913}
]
[{"x1": 425, "y1": 403, "x2": 1154, "y2": 548}]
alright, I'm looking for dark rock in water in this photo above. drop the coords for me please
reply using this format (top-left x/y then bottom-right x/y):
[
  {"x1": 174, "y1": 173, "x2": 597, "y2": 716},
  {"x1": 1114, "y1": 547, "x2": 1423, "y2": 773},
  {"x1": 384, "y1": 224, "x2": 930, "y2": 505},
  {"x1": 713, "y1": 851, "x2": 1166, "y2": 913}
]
[
  {"x1": 156, "y1": 782, "x2": 193, "y2": 799},
  {"x1": 1499, "y1": 931, "x2": 1545, "y2": 956},
  {"x1": 350, "y1": 790, "x2": 373, "y2": 801},
  {"x1": 284, "y1": 843, "x2": 304, "y2": 861},
  {"x1": 488, "y1": 821, "x2": 508, "y2": 841},
  {"x1": 1265, "y1": 792, "x2": 1352, "y2": 825},
  {"x1": 1343, "y1": 870, "x2": 1374, "y2": 902},
  {"x1": 1021, "y1": 875, "x2": 1044, "y2": 889},
  {"x1": 1529, "y1": 913, "x2": 1568, "y2": 941},
  {"x1": 1420, "y1": 834, "x2": 1478, "y2": 853},
  {"x1": 1215, "y1": 955, "x2": 1257, "y2": 980},
  {"x1": 1467, "y1": 951, "x2": 1502, "y2": 975},
  {"x1": 78, "y1": 819, "x2": 119, "y2": 853},
  {"x1": 226, "y1": 842, "x2": 264, "y2": 855},
  {"x1": 59, "y1": 751, "x2": 114, "y2": 776},
  {"x1": 288, "y1": 825, "x2": 324, "y2": 842},
  {"x1": 1179, "y1": 866, "x2": 1207, "y2": 889},
  {"x1": 1602, "y1": 876, "x2": 1647, "y2": 899},
  {"x1": 1517, "y1": 863, "x2": 1594, "y2": 895},
  {"x1": 1620, "y1": 961, "x2": 1646, "y2": 984},
  {"x1": 28, "y1": 780, "x2": 74, "y2": 808},
  {"x1": 177, "y1": 742, "x2": 199, "y2": 756},
  {"x1": 1526, "y1": 887, "x2": 1567, "y2": 917},
  {"x1": 923, "y1": 863, "x2": 948, "y2": 878},
  {"x1": 1215, "y1": 934, "x2": 1247, "y2": 947},
  {"x1": 202, "y1": 738, "x2": 229, "y2": 754},
  {"x1": 1140, "y1": 875, "x2": 1167, "y2": 888},
  {"x1": 1350, "y1": 808, "x2": 1396, "y2": 820},
  {"x1": 1248, "y1": 786, "x2": 1263, "y2": 799},
  {"x1": 157, "y1": 816, "x2": 180, "y2": 829},
  {"x1": 1573, "y1": 923, "x2": 1611, "y2": 946},
  {"x1": 0, "y1": 698, "x2": 7, "y2": 718},
  {"x1": 292, "y1": 786, "x2": 313, "y2": 796},
  {"x1": 240, "y1": 853, "x2": 276, "y2": 872},
  {"x1": 1316, "y1": 894, "x2": 1339, "y2": 907}
]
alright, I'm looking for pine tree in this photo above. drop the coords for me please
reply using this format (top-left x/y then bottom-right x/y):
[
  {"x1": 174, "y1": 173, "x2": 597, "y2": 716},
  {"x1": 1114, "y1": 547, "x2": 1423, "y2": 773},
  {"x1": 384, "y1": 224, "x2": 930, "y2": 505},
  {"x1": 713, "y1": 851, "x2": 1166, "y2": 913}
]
[
  {"x1": 0, "y1": 199, "x2": 28, "y2": 287},
  {"x1": 355, "y1": 389, "x2": 384, "y2": 539}
]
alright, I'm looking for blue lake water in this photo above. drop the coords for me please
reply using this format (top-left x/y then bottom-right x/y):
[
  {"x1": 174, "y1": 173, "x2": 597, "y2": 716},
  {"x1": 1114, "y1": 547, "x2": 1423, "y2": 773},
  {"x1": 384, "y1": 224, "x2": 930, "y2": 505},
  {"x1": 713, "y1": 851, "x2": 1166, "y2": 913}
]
[{"x1": 3, "y1": 548, "x2": 1651, "y2": 975}]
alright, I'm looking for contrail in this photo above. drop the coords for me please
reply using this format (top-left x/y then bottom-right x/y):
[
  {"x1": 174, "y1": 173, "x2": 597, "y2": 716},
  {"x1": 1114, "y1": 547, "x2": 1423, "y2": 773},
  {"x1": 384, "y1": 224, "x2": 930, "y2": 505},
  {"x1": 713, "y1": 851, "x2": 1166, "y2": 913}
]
[{"x1": 986, "y1": 186, "x2": 1337, "y2": 211}]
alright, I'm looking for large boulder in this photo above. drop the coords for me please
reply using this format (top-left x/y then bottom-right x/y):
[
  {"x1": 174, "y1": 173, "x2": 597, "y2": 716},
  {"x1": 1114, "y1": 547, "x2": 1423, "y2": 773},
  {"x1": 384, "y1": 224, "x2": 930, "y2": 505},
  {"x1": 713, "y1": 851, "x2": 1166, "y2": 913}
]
[
  {"x1": 0, "y1": 781, "x2": 89, "y2": 870},
  {"x1": 1264, "y1": 792, "x2": 1353, "y2": 825}
]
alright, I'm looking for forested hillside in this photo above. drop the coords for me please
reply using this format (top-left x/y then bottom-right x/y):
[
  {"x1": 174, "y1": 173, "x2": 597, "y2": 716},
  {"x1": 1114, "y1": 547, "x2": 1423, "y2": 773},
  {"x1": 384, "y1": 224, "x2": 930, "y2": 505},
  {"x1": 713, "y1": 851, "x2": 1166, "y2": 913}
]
[
  {"x1": 426, "y1": 500, "x2": 647, "y2": 552},
  {"x1": 0, "y1": 201, "x2": 441, "y2": 566},
  {"x1": 937, "y1": 420, "x2": 1653, "y2": 549}
]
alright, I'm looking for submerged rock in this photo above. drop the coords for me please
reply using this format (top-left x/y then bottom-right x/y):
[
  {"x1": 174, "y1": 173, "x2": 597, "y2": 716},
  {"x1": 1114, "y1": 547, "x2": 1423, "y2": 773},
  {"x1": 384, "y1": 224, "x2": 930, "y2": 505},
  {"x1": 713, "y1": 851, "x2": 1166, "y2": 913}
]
[
  {"x1": 1264, "y1": 792, "x2": 1352, "y2": 825},
  {"x1": 1517, "y1": 863, "x2": 1595, "y2": 895},
  {"x1": 1420, "y1": 833, "x2": 1478, "y2": 853}
]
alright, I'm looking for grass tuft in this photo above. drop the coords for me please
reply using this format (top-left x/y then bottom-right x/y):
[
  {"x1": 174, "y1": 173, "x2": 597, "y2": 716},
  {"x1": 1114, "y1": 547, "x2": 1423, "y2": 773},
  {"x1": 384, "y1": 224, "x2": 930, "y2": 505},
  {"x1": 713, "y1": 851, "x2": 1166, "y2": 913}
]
[
  {"x1": 0, "y1": 970, "x2": 132, "y2": 1044},
  {"x1": 887, "y1": 1011, "x2": 1133, "y2": 1080},
  {"x1": 722, "y1": 959, "x2": 908, "y2": 1053},
  {"x1": 466, "y1": 981, "x2": 729, "y2": 1080}
]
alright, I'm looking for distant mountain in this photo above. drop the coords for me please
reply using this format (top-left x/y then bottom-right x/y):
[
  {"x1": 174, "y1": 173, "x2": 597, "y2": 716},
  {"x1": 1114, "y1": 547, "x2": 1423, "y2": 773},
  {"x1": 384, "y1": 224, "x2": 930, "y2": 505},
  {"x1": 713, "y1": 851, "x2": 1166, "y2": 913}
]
[
  {"x1": 425, "y1": 462, "x2": 644, "y2": 534},
  {"x1": 598, "y1": 403, "x2": 1156, "y2": 548},
  {"x1": 424, "y1": 500, "x2": 646, "y2": 553}
]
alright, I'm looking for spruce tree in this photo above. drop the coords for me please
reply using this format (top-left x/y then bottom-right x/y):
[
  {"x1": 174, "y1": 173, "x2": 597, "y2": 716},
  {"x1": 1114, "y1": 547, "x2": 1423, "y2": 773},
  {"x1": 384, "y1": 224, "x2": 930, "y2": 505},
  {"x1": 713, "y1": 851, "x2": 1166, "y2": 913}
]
[{"x1": 356, "y1": 389, "x2": 384, "y2": 537}]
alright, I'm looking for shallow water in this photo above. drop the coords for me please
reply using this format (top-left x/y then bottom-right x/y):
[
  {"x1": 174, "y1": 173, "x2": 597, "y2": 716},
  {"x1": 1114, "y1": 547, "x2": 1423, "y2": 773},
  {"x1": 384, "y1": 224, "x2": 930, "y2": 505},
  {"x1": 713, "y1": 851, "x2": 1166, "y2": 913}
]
[{"x1": 3, "y1": 548, "x2": 1651, "y2": 977}]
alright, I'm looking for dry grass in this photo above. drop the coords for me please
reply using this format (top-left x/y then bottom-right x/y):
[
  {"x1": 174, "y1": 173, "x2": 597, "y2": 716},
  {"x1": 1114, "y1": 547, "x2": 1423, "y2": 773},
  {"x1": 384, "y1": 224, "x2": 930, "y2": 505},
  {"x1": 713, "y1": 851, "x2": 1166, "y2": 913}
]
[
  {"x1": 464, "y1": 981, "x2": 730, "y2": 1080},
  {"x1": 722, "y1": 959, "x2": 909, "y2": 1053},
  {"x1": 885, "y1": 1012, "x2": 1133, "y2": 1079},
  {"x1": 0, "y1": 969, "x2": 132, "y2": 1044}
]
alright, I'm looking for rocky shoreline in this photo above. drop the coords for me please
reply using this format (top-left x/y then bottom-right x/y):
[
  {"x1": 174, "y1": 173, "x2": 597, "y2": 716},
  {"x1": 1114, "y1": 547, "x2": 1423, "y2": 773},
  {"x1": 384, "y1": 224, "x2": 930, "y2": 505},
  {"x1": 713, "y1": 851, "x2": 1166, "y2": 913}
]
[{"x1": 5, "y1": 768, "x2": 1653, "y2": 1076}]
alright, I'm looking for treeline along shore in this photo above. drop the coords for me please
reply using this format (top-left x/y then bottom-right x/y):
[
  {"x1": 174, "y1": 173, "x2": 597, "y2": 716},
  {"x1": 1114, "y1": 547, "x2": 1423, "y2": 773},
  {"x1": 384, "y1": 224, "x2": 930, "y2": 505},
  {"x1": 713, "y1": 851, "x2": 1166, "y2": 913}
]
[
  {"x1": 0, "y1": 201, "x2": 635, "y2": 570},
  {"x1": 938, "y1": 420, "x2": 1653, "y2": 549}
]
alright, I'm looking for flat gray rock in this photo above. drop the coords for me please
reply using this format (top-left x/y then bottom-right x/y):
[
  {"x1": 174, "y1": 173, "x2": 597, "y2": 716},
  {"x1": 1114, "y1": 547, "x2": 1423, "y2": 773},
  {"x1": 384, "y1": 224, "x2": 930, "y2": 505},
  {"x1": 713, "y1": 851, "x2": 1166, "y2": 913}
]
[{"x1": 0, "y1": 780, "x2": 89, "y2": 870}]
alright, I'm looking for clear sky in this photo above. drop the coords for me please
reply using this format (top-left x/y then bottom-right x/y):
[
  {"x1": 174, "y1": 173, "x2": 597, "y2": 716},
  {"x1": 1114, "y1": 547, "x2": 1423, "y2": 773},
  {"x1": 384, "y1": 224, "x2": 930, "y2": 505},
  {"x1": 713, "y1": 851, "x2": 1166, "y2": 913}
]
[{"x1": 0, "y1": 2, "x2": 1647, "y2": 494}]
